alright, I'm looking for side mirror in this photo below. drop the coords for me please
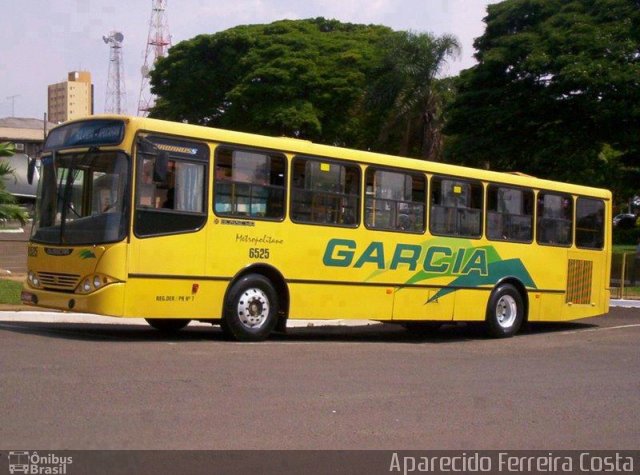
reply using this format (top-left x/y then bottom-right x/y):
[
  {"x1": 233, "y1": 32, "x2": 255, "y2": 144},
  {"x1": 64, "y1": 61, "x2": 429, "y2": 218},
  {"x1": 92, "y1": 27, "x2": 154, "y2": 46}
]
[
  {"x1": 27, "y1": 157, "x2": 37, "y2": 185},
  {"x1": 153, "y1": 151, "x2": 168, "y2": 182}
]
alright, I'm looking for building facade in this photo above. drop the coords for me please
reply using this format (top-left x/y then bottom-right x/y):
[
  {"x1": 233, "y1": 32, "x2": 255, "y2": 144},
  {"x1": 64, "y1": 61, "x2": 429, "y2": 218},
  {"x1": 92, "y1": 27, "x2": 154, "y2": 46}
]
[
  {"x1": 47, "y1": 71, "x2": 94, "y2": 123},
  {"x1": 0, "y1": 117, "x2": 55, "y2": 158}
]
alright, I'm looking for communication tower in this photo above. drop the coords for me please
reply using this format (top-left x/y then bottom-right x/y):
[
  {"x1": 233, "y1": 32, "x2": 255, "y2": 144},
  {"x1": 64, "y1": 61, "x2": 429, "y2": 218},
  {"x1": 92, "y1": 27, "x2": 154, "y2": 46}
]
[
  {"x1": 103, "y1": 31, "x2": 127, "y2": 114},
  {"x1": 137, "y1": 0, "x2": 172, "y2": 116}
]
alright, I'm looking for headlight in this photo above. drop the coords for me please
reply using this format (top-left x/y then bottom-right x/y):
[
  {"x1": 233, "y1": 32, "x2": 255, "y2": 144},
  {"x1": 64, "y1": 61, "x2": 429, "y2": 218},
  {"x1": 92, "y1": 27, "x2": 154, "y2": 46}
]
[
  {"x1": 28, "y1": 271, "x2": 41, "y2": 288},
  {"x1": 76, "y1": 274, "x2": 117, "y2": 294},
  {"x1": 82, "y1": 279, "x2": 92, "y2": 293}
]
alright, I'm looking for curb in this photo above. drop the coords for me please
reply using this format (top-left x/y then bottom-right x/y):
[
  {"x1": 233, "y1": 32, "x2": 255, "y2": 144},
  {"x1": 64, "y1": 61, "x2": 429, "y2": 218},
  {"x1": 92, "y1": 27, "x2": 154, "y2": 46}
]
[
  {"x1": 610, "y1": 299, "x2": 640, "y2": 308},
  {"x1": 0, "y1": 311, "x2": 380, "y2": 328}
]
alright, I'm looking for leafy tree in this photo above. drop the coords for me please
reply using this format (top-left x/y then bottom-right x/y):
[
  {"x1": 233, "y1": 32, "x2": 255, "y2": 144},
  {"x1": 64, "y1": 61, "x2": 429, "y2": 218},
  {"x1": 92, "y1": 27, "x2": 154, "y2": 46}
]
[
  {"x1": 366, "y1": 31, "x2": 460, "y2": 160},
  {"x1": 0, "y1": 142, "x2": 29, "y2": 225},
  {"x1": 150, "y1": 18, "x2": 393, "y2": 146},
  {"x1": 150, "y1": 18, "x2": 460, "y2": 158},
  {"x1": 0, "y1": 142, "x2": 13, "y2": 157},
  {"x1": 444, "y1": 0, "x2": 640, "y2": 193}
]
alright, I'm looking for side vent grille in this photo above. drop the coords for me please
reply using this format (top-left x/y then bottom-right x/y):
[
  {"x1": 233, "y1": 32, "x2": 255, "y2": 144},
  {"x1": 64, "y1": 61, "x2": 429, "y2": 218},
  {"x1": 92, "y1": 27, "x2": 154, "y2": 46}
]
[{"x1": 566, "y1": 260, "x2": 593, "y2": 304}]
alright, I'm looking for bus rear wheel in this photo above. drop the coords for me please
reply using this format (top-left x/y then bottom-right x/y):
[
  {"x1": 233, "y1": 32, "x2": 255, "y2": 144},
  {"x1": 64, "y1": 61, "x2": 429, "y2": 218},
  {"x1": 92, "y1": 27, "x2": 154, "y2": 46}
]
[
  {"x1": 485, "y1": 284, "x2": 524, "y2": 338},
  {"x1": 145, "y1": 318, "x2": 191, "y2": 333},
  {"x1": 222, "y1": 274, "x2": 279, "y2": 342}
]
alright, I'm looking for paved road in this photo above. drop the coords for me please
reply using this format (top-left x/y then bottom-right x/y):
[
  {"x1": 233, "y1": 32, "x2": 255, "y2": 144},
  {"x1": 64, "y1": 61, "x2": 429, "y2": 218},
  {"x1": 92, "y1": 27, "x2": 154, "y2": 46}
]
[{"x1": 0, "y1": 308, "x2": 638, "y2": 450}]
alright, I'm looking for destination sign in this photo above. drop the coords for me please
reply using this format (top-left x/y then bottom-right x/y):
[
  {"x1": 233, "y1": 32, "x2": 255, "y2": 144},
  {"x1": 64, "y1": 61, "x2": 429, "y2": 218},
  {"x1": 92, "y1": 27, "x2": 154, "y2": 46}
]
[{"x1": 44, "y1": 119, "x2": 125, "y2": 150}]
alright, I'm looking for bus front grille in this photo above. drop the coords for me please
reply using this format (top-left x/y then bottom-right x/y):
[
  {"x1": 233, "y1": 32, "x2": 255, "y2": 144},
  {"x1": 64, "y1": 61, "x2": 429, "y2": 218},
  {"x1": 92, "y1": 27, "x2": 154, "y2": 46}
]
[{"x1": 38, "y1": 272, "x2": 81, "y2": 290}]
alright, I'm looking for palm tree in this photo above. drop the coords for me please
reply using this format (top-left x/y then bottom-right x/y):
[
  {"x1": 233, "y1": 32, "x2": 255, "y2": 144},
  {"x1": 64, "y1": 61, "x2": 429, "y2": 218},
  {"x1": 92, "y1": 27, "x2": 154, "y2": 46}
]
[
  {"x1": 370, "y1": 31, "x2": 460, "y2": 160},
  {"x1": 0, "y1": 142, "x2": 30, "y2": 225}
]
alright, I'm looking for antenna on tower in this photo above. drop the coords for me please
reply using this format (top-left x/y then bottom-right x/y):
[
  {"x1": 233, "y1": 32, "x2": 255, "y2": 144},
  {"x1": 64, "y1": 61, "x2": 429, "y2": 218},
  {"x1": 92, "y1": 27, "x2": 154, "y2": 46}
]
[
  {"x1": 6, "y1": 95, "x2": 20, "y2": 117},
  {"x1": 138, "y1": 0, "x2": 171, "y2": 117},
  {"x1": 103, "y1": 31, "x2": 127, "y2": 114}
]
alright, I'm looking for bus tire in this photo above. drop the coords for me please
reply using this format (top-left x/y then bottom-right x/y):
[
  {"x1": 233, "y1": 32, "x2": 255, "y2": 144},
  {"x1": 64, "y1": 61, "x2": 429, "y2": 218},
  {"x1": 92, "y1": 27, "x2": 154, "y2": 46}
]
[
  {"x1": 485, "y1": 283, "x2": 524, "y2": 338},
  {"x1": 145, "y1": 318, "x2": 190, "y2": 333},
  {"x1": 223, "y1": 274, "x2": 279, "y2": 342}
]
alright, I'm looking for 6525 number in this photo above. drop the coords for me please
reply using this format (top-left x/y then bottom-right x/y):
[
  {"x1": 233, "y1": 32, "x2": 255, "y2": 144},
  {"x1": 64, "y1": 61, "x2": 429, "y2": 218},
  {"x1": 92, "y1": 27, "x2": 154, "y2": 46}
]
[{"x1": 249, "y1": 248, "x2": 270, "y2": 259}]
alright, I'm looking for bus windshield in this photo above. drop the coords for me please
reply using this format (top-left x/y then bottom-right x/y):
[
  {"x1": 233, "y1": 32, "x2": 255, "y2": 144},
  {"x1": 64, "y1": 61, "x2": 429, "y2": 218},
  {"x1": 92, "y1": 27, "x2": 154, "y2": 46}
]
[{"x1": 31, "y1": 150, "x2": 129, "y2": 245}]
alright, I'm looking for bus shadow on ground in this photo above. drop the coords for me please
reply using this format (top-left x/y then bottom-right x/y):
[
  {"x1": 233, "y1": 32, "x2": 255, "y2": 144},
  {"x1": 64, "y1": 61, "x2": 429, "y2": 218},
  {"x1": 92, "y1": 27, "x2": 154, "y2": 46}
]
[
  {"x1": 277, "y1": 320, "x2": 598, "y2": 343},
  {"x1": 0, "y1": 319, "x2": 598, "y2": 344},
  {"x1": 524, "y1": 321, "x2": 599, "y2": 334}
]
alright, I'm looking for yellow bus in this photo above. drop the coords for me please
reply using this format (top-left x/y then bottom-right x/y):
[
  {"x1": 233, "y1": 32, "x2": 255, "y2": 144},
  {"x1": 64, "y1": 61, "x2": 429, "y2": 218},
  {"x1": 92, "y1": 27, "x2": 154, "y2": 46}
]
[{"x1": 22, "y1": 115, "x2": 611, "y2": 340}]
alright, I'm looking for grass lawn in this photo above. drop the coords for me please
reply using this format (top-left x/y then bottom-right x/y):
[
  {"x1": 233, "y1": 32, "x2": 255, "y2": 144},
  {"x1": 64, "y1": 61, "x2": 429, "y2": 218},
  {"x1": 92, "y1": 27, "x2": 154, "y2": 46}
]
[
  {"x1": 611, "y1": 246, "x2": 638, "y2": 283},
  {"x1": 613, "y1": 244, "x2": 636, "y2": 253},
  {"x1": 594, "y1": 246, "x2": 639, "y2": 297},
  {"x1": 0, "y1": 279, "x2": 23, "y2": 305}
]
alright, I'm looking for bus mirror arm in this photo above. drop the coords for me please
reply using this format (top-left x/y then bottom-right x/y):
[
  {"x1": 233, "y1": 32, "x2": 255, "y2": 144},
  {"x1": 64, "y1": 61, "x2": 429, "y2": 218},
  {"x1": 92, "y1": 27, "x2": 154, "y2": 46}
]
[
  {"x1": 27, "y1": 157, "x2": 37, "y2": 185},
  {"x1": 154, "y1": 151, "x2": 168, "y2": 182}
]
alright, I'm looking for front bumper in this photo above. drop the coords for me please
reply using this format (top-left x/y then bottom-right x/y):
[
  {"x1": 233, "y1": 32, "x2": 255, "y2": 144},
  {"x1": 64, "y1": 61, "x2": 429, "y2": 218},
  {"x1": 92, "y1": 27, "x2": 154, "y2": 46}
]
[{"x1": 21, "y1": 282, "x2": 126, "y2": 316}]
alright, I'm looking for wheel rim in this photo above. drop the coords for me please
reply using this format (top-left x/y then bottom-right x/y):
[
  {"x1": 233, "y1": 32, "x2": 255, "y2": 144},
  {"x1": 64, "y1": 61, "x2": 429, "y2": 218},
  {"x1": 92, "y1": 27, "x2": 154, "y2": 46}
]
[
  {"x1": 495, "y1": 294, "x2": 518, "y2": 329},
  {"x1": 236, "y1": 287, "x2": 270, "y2": 329}
]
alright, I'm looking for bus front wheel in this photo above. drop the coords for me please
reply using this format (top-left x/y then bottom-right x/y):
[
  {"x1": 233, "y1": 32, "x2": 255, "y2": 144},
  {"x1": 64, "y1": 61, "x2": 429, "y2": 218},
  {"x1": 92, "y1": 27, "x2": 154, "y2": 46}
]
[
  {"x1": 485, "y1": 284, "x2": 524, "y2": 338},
  {"x1": 145, "y1": 318, "x2": 190, "y2": 333},
  {"x1": 222, "y1": 274, "x2": 279, "y2": 341}
]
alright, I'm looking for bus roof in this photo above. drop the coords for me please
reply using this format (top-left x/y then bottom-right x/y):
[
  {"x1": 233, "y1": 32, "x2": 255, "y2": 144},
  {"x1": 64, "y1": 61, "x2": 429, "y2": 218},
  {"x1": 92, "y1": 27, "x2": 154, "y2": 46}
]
[{"x1": 56, "y1": 114, "x2": 611, "y2": 200}]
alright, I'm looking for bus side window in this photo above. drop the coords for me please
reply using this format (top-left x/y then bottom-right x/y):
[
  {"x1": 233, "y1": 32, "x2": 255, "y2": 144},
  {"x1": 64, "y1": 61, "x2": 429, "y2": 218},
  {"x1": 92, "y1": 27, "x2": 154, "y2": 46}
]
[
  {"x1": 290, "y1": 157, "x2": 360, "y2": 227},
  {"x1": 214, "y1": 148, "x2": 286, "y2": 220},
  {"x1": 364, "y1": 168, "x2": 425, "y2": 233},
  {"x1": 537, "y1": 192, "x2": 573, "y2": 246},
  {"x1": 134, "y1": 135, "x2": 209, "y2": 237},
  {"x1": 486, "y1": 185, "x2": 533, "y2": 242},
  {"x1": 138, "y1": 158, "x2": 204, "y2": 212},
  {"x1": 575, "y1": 197, "x2": 604, "y2": 249},
  {"x1": 429, "y1": 176, "x2": 482, "y2": 238}
]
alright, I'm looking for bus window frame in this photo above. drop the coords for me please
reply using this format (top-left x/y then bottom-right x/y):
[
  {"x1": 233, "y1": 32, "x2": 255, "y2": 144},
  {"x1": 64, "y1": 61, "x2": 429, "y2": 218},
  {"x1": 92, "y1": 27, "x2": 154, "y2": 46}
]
[
  {"x1": 290, "y1": 155, "x2": 361, "y2": 229},
  {"x1": 535, "y1": 190, "x2": 574, "y2": 248},
  {"x1": 429, "y1": 174, "x2": 484, "y2": 239},
  {"x1": 485, "y1": 183, "x2": 535, "y2": 244},
  {"x1": 133, "y1": 132, "x2": 210, "y2": 239},
  {"x1": 363, "y1": 165, "x2": 426, "y2": 235},
  {"x1": 574, "y1": 195, "x2": 606, "y2": 251},
  {"x1": 213, "y1": 144, "x2": 288, "y2": 222}
]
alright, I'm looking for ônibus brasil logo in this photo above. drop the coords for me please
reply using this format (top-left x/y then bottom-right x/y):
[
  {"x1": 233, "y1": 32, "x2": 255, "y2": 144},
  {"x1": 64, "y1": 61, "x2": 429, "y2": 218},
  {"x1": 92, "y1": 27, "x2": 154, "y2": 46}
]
[{"x1": 8, "y1": 451, "x2": 72, "y2": 474}]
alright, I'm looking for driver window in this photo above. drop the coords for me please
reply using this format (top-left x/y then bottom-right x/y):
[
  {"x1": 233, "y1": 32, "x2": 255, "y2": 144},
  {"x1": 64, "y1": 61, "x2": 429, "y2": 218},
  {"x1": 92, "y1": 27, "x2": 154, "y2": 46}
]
[{"x1": 134, "y1": 135, "x2": 209, "y2": 237}]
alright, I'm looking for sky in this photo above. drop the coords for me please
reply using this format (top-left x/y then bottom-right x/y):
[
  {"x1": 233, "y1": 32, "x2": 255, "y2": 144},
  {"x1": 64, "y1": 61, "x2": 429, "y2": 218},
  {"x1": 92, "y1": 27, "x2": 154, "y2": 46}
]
[{"x1": 0, "y1": 0, "x2": 499, "y2": 120}]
